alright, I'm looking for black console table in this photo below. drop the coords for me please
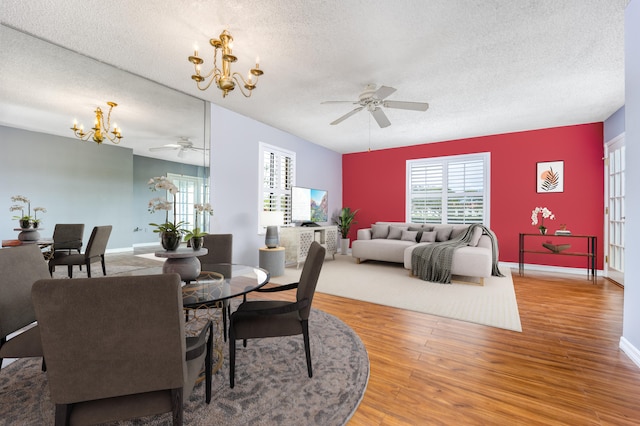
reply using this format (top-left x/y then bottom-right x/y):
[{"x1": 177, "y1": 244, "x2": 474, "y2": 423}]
[{"x1": 518, "y1": 233, "x2": 597, "y2": 282}]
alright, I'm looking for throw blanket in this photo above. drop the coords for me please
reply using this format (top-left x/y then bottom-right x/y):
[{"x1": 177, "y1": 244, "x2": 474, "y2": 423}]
[{"x1": 411, "y1": 224, "x2": 504, "y2": 284}]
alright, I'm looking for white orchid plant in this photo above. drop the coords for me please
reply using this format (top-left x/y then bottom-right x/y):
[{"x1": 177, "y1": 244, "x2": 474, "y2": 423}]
[
  {"x1": 147, "y1": 176, "x2": 185, "y2": 234},
  {"x1": 184, "y1": 202, "x2": 214, "y2": 241},
  {"x1": 531, "y1": 207, "x2": 555, "y2": 231},
  {"x1": 9, "y1": 195, "x2": 46, "y2": 223}
]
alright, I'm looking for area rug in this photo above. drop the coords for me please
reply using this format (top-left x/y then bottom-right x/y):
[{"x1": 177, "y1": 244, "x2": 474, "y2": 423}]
[
  {"x1": 50, "y1": 264, "x2": 148, "y2": 279},
  {"x1": 0, "y1": 308, "x2": 369, "y2": 426},
  {"x1": 272, "y1": 255, "x2": 522, "y2": 332}
]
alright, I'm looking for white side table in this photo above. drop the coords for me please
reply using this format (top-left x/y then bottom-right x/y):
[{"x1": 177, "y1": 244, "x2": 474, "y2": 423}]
[{"x1": 259, "y1": 246, "x2": 285, "y2": 277}]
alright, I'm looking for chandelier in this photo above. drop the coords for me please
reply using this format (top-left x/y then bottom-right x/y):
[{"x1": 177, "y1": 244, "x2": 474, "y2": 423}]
[
  {"x1": 70, "y1": 101, "x2": 123, "y2": 144},
  {"x1": 188, "y1": 29, "x2": 264, "y2": 98}
]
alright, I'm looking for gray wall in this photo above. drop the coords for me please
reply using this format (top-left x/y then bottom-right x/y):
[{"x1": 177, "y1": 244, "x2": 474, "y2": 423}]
[
  {"x1": 0, "y1": 125, "x2": 204, "y2": 251},
  {"x1": 210, "y1": 104, "x2": 343, "y2": 266},
  {"x1": 604, "y1": 106, "x2": 625, "y2": 142},
  {"x1": 622, "y1": 0, "x2": 640, "y2": 360}
]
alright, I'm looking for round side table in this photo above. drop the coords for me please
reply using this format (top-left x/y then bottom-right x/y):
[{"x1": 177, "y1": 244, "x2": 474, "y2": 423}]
[{"x1": 259, "y1": 246, "x2": 285, "y2": 277}]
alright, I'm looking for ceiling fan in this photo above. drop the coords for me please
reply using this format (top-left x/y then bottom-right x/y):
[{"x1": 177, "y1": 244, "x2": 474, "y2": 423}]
[
  {"x1": 321, "y1": 84, "x2": 429, "y2": 128},
  {"x1": 148, "y1": 138, "x2": 206, "y2": 158}
]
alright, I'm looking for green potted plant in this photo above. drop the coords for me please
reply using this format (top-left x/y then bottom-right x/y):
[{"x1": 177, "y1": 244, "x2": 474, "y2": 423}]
[
  {"x1": 148, "y1": 176, "x2": 185, "y2": 250},
  {"x1": 334, "y1": 207, "x2": 359, "y2": 255},
  {"x1": 184, "y1": 203, "x2": 214, "y2": 250}
]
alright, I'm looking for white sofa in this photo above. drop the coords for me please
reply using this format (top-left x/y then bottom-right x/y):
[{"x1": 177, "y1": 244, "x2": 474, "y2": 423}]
[{"x1": 351, "y1": 222, "x2": 496, "y2": 284}]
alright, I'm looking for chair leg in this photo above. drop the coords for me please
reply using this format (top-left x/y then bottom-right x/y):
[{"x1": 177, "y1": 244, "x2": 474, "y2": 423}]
[
  {"x1": 67, "y1": 265, "x2": 73, "y2": 278},
  {"x1": 302, "y1": 320, "x2": 313, "y2": 378},
  {"x1": 55, "y1": 403, "x2": 72, "y2": 426},
  {"x1": 205, "y1": 322, "x2": 213, "y2": 403},
  {"x1": 170, "y1": 388, "x2": 183, "y2": 426},
  {"x1": 100, "y1": 255, "x2": 106, "y2": 276},
  {"x1": 86, "y1": 262, "x2": 91, "y2": 278},
  {"x1": 229, "y1": 326, "x2": 236, "y2": 388},
  {"x1": 222, "y1": 300, "x2": 228, "y2": 342}
]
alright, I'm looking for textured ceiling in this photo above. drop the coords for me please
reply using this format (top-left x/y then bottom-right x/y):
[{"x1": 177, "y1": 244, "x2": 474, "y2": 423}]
[{"x1": 0, "y1": 0, "x2": 628, "y2": 157}]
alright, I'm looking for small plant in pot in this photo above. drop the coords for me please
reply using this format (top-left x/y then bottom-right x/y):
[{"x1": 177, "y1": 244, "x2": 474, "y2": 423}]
[
  {"x1": 334, "y1": 207, "x2": 359, "y2": 255},
  {"x1": 185, "y1": 203, "x2": 213, "y2": 250}
]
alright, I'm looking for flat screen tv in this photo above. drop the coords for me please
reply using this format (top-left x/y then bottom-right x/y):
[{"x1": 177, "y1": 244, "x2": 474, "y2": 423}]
[{"x1": 291, "y1": 186, "x2": 328, "y2": 224}]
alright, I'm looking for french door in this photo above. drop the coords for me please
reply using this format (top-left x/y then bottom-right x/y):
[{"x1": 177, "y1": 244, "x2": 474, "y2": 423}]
[{"x1": 605, "y1": 134, "x2": 625, "y2": 285}]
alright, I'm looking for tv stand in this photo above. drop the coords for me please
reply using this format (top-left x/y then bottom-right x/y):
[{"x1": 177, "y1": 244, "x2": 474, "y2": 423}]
[{"x1": 280, "y1": 225, "x2": 337, "y2": 267}]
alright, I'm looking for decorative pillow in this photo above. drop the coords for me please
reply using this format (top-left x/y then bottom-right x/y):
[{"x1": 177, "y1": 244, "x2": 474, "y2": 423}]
[
  {"x1": 401, "y1": 230, "x2": 419, "y2": 242},
  {"x1": 371, "y1": 224, "x2": 390, "y2": 239},
  {"x1": 408, "y1": 226, "x2": 423, "y2": 242},
  {"x1": 420, "y1": 231, "x2": 437, "y2": 243},
  {"x1": 468, "y1": 226, "x2": 484, "y2": 247},
  {"x1": 435, "y1": 227, "x2": 453, "y2": 242},
  {"x1": 387, "y1": 226, "x2": 408, "y2": 240},
  {"x1": 422, "y1": 225, "x2": 434, "y2": 232}
]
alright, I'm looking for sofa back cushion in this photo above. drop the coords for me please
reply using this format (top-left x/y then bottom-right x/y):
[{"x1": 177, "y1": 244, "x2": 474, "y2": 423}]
[
  {"x1": 387, "y1": 226, "x2": 408, "y2": 240},
  {"x1": 371, "y1": 224, "x2": 390, "y2": 239}
]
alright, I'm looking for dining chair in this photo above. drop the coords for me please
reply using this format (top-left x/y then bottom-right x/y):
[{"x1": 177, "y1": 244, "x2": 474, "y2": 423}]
[
  {"x1": 228, "y1": 241, "x2": 325, "y2": 388},
  {"x1": 32, "y1": 273, "x2": 213, "y2": 426},
  {"x1": 52, "y1": 223, "x2": 85, "y2": 255},
  {"x1": 48, "y1": 225, "x2": 112, "y2": 278},
  {"x1": 0, "y1": 244, "x2": 51, "y2": 370},
  {"x1": 197, "y1": 234, "x2": 233, "y2": 340}
]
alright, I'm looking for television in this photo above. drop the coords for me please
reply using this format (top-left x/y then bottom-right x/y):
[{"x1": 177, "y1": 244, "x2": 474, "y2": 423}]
[{"x1": 291, "y1": 186, "x2": 328, "y2": 224}]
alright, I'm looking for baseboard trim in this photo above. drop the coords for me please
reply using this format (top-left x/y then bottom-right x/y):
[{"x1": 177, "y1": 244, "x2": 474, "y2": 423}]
[
  {"x1": 620, "y1": 337, "x2": 640, "y2": 369},
  {"x1": 500, "y1": 261, "x2": 603, "y2": 277}
]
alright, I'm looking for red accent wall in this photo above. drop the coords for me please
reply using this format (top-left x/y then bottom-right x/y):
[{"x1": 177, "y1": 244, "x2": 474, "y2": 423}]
[{"x1": 342, "y1": 123, "x2": 604, "y2": 269}]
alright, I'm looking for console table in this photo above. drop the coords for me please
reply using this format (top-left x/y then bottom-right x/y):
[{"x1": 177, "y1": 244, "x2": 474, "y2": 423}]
[
  {"x1": 280, "y1": 225, "x2": 337, "y2": 267},
  {"x1": 518, "y1": 233, "x2": 597, "y2": 282}
]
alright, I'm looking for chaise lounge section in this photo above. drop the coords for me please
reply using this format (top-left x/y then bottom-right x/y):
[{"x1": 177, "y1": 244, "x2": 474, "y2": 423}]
[{"x1": 351, "y1": 222, "x2": 496, "y2": 285}]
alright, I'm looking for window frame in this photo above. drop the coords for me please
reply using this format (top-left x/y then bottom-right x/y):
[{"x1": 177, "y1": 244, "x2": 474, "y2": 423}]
[
  {"x1": 406, "y1": 152, "x2": 490, "y2": 226},
  {"x1": 167, "y1": 173, "x2": 209, "y2": 232}
]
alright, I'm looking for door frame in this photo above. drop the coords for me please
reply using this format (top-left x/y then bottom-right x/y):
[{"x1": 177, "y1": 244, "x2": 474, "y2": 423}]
[{"x1": 604, "y1": 133, "x2": 625, "y2": 285}]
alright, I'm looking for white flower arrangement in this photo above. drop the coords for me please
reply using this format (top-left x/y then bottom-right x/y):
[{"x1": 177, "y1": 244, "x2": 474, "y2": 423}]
[
  {"x1": 531, "y1": 207, "x2": 555, "y2": 230},
  {"x1": 147, "y1": 177, "x2": 184, "y2": 234},
  {"x1": 186, "y1": 203, "x2": 214, "y2": 241},
  {"x1": 9, "y1": 195, "x2": 46, "y2": 223}
]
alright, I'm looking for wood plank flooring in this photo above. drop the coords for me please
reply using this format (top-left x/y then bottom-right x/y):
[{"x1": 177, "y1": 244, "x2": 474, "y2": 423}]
[
  {"x1": 252, "y1": 267, "x2": 640, "y2": 425},
  {"x1": 120, "y1": 250, "x2": 640, "y2": 424}
]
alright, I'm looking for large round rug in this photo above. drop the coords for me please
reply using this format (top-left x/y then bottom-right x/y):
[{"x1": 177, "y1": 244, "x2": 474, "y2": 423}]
[{"x1": 0, "y1": 309, "x2": 369, "y2": 425}]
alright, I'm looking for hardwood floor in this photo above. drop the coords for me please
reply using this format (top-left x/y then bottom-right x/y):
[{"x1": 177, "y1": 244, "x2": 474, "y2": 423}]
[
  {"x1": 253, "y1": 267, "x2": 640, "y2": 425},
  {"x1": 120, "y1": 250, "x2": 640, "y2": 424}
]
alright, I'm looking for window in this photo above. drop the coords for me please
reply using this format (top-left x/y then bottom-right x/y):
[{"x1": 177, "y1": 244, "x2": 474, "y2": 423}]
[
  {"x1": 406, "y1": 153, "x2": 490, "y2": 225},
  {"x1": 167, "y1": 173, "x2": 209, "y2": 231},
  {"x1": 259, "y1": 143, "x2": 296, "y2": 226}
]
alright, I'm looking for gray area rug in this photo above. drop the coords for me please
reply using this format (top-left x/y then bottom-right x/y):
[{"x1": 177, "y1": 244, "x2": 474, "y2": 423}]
[{"x1": 0, "y1": 308, "x2": 368, "y2": 426}]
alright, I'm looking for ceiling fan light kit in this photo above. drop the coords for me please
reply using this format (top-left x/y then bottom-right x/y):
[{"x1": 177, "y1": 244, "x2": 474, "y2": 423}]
[
  {"x1": 70, "y1": 101, "x2": 123, "y2": 144},
  {"x1": 322, "y1": 84, "x2": 429, "y2": 128},
  {"x1": 188, "y1": 29, "x2": 264, "y2": 98}
]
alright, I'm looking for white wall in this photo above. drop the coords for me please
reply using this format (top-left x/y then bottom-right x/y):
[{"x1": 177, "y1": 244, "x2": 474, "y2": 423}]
[
  {"x1": 621, "y1": 0, "x2": 640, "y2": 365},
  {"x1": 209, "y1": 104, "x2": 343, "y2": 266}
]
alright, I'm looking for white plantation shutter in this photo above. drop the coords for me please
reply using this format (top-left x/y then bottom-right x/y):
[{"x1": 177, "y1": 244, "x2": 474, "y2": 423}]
[
  {"x1": 407, "y1": 153, "x2": 489, "y2": 225},
  {"x1": 260, "y1": 143, "x2": 295, "y2": 225}
]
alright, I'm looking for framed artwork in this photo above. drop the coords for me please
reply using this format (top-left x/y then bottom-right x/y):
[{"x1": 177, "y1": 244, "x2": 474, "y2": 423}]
[{"x1": 536, "y1": 161, "x2": 564, "y2": 193}]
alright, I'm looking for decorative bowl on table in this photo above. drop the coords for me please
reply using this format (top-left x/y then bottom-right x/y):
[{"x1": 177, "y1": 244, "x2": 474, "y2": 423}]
[{"x1": 542, "y1": 243, "x2": 571, "y2": 253}]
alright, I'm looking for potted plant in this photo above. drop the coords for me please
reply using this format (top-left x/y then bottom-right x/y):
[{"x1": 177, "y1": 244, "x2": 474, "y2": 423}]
[
  {"x1": 184, "y1": 203, "x2": 213, "y2": 250},
  {"x1": 148, "y1": 176, "x2": 185, "y2": 250},
  {"x1": 9, "y1": 195, "x2": 46, "y2": 229},
  {"x1": 334, "y1": 207, "x2": 359, "y2": 255},
  {"x1": 531, "y1": 206, "x2": 555, "y2": 235}
]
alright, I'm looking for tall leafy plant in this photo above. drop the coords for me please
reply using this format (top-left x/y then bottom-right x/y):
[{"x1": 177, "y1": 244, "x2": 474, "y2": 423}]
[{"x1": 335, "y1": 207, "x2": 359, "y2": 239}]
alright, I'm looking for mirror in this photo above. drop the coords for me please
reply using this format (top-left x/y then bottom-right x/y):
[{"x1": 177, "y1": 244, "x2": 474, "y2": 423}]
[{"x1": 0, "y1": 24, "x2": 208, "y2": 167}]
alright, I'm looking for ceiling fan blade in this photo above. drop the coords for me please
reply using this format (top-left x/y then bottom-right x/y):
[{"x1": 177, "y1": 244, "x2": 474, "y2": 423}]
[
  {"x1": 374, "y1": 85, "x2": 397, "y2": 100},
  {"x1": 370, "y1": 107, "x2": 391, "y2": 128},
  {"x1": 321, "y1": 100, "x2": 357, "y2": 104},
  {"x1": 149, "y1": 145, "x2": 179, "y2": 152},
  {"x1": 383, "y1": 100, "x2": 430, "y2": 111},
  {"x1": 330, "y1": 106, "x2": 364, "y2": 125},
  {"x1": 178, "y1": 148, "x2": 186, "y2": 158}
]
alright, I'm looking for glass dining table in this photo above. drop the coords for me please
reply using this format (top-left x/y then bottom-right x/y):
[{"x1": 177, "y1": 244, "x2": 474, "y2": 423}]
[{"x1": 180, "y1": 263, "x2": 270, "y2": 373}]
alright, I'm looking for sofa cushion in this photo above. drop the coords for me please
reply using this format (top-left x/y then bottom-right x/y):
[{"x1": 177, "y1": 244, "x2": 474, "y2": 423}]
[
  {"x1": 451, "y1": 226, "x2": 467, "y2": 239},
  {"x1": 420, "y1": 231, "x2": 437, "y2": 243},
  {"x1": 371, "y1": 224, "x2": 390, "y2": 239},
  {"x1": 387, "y1": 226, "x2": 408, "y2": 240},
  {"x1": 401, "y1": 230, "x2": 419, "y2": 242},
  {"x1": 435, "y1": 227, "x2": 453, "y2": 241},
  {"x1": 407, "y1": 226, "x2": 423, "y2": 241}
]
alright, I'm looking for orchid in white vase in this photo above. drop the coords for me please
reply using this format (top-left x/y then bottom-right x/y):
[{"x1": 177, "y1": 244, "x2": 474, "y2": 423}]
[
  {"x1": 531, "y1": 207, "x2": 555, "y2": 234},
  {"x1": 147, "y1": 176, "x2": 185, "y2": 235}
]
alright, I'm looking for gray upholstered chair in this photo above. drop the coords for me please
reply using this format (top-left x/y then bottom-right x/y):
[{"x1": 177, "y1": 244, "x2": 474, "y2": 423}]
[
  {"x1": 52, "y1": 223, "x2": 85, "y2": 255},
  {"x1": 32, "y1": 273, "x2": 213, "y2": 426},
  {"x1": 197, "y1": 234, "x2": 233, "y2": 340},
  {"x1": 0, "y1": 244, "x2": 51, "y2": 370},
  {"x1": 229, "y1": 241, "x2": 325, "y2": 388},
  {"x1": 48, "y1": 225, "x2": 112, "y2": 278}
]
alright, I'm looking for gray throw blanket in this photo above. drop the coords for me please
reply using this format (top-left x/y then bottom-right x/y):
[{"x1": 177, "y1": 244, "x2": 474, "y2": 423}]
[{"x1": 411, "y1": 224, "x2": 503, "y2": 284}]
